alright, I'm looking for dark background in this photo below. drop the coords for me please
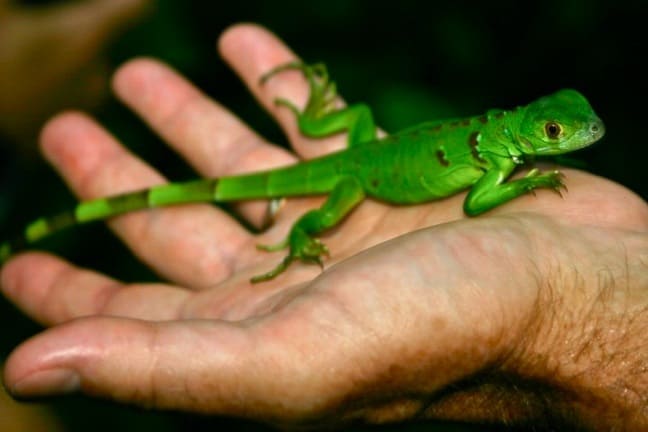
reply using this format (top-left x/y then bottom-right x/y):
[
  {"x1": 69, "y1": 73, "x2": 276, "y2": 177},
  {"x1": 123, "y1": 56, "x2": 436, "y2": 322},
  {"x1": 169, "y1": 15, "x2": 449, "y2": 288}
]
[{"x1": 0, "y1": 0, "x2": 646, "y2": 430}]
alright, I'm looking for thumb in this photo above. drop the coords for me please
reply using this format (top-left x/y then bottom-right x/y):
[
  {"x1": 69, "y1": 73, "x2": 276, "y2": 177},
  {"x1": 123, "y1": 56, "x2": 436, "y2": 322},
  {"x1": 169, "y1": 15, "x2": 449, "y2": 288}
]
[{"x1": 3, "y1": 317, "x2": 282, "y2": 415}]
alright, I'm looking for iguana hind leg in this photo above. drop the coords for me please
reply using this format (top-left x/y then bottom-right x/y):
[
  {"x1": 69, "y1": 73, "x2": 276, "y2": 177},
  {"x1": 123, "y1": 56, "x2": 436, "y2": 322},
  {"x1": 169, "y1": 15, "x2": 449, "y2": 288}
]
[
  {"x1": 260, "y1": 61, "x2": 377, "y2": 147},
  {"x1": 252, "y1": 176, "x2": 365, "y2": 282}
]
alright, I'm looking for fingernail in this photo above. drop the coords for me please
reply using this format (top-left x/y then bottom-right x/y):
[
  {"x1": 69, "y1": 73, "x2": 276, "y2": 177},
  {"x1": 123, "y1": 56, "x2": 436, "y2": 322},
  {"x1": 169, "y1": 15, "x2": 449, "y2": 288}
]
[{"x1": 11, "y1": 368, "x2": 80, "y2": 397}]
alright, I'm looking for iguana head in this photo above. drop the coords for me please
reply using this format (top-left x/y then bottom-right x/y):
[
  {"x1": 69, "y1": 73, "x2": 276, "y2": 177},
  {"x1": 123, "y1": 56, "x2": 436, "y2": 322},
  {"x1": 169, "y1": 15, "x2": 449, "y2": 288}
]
[{"x1": 517, "y1": 89, "x2": 605, "y2": 155}]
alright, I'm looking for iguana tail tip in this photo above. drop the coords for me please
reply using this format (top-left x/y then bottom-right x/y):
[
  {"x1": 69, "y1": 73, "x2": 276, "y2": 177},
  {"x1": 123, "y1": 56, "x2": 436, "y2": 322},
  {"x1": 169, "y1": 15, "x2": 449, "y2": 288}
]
[{"x1": 0, "y1": 241, "x2": 12, "y2": 266}]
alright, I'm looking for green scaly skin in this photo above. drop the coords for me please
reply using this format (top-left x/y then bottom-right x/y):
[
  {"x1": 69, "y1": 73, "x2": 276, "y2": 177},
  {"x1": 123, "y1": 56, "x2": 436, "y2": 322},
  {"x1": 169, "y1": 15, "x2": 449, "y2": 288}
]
[{"x1": 0, "y1": 62, "x2": 605, "y2": 282}]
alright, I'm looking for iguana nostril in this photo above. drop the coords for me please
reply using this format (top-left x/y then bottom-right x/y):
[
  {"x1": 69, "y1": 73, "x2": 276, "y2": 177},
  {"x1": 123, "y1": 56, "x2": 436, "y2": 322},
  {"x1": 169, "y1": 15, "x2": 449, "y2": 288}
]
[{"x1": 590, "y1": 120, "x2": 605, "y2": 137}]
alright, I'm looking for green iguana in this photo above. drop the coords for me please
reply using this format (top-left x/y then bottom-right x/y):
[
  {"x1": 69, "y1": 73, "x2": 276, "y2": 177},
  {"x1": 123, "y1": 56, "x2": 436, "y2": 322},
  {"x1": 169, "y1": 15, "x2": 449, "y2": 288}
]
[{"x1": 0, "y1": 62, "x2": 605, "y2": 282}]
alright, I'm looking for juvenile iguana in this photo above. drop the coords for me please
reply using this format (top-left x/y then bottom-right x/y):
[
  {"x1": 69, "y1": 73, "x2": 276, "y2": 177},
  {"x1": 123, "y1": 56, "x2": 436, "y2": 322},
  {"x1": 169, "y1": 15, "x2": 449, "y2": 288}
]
[{"x1": 0, "y1": 62, "x2": 605, "y2": 282}]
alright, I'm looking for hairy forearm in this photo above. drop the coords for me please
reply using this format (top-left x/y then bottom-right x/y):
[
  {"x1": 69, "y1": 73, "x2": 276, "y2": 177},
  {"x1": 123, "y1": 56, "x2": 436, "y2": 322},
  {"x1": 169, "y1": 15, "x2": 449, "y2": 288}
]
[
  {"x1": 550, "y1": 291, "x2": 647, "y2": 430},
  {"x1": 523, "y1": 302, "x2": 647, "y2": 430},
  {"x1": 418, "y1": 222, "x2": 647, "y2": 430},
  {"x1": 511, "y1": 224, "x2": 648, "y2": 430}
]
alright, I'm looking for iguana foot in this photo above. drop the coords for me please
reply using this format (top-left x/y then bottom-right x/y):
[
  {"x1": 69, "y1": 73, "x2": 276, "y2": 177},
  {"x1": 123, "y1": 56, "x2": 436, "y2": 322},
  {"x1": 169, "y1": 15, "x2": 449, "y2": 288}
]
[
  {"x1": 252, "y1": 229, "x2": 330, "y2": 283},
  {"x1": 525, "y1": 169, "x2": 567, "y2": 196},
  {"x1": 259, "y1": 61, "x2": 338, "y2": 119}
]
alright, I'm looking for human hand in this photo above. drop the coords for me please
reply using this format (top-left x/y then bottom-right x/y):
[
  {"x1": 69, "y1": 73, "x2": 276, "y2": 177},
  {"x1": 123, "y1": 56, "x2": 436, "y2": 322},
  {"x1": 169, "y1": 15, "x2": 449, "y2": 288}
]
[{"x1": 2, "y1": 24, "x2": 647, "y2": 430}]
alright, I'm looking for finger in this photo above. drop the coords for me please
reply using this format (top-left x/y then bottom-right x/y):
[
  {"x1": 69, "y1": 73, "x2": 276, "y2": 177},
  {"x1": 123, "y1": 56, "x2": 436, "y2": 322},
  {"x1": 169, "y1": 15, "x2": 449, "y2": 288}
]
[
  {"x1": 0, "y1": 251, "x2": 295, "y2": 325},
  {"x1": 0, "y1": 253, "x2": 190, "y2": 325},
  {"x1": 112, "y1": 58, "x2": 296, "y2": 227},
  {"x1": 113, "y1": 58, "x2": 295, "y2": 178},
  {"x1": 2, "y1": 317, "x2": 326, "y2": 419},
  {"x1": 39, "y1": 112, "x2": 255, "y2": 288},
  {"x1": 219, "y1": 23, "x2": 348, "y2": 158}
]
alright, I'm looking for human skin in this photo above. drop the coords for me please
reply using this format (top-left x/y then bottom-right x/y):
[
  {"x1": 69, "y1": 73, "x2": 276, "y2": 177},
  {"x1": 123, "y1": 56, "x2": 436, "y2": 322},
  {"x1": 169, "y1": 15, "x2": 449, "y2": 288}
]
[{"x1": 1, "y1": 24, "x2": 647, "y2": 430}]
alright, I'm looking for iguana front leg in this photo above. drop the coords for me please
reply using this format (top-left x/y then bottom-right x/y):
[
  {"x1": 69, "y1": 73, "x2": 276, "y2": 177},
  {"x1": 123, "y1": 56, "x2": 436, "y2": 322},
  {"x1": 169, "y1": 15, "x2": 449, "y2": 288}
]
[
  {"x1": 464, "y1": 164, "x2": 565, "y2": 216},
  {"x1": 260, "y1": 61, "x2": 378, "y2": 147},
  {"x1": 252, "y1": 176, "x2": 365, "y2": 282}
]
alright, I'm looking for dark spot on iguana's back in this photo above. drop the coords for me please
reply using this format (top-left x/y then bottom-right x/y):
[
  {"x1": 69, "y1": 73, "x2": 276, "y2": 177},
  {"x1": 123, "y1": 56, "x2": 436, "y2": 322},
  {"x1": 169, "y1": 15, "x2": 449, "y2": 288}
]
[
  {"x1": 436, "y1": 150, "x2": 450, "y2": 167},
  {"x1": 468, "y1": 132, "x2": 486, "y2": 163}
]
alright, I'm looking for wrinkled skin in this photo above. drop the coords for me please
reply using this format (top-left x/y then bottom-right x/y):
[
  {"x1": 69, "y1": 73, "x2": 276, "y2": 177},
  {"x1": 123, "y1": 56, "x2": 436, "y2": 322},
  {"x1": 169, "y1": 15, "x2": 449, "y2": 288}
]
[{"x1": 1, "y1": 24, "x2": 647, "y2": 430}]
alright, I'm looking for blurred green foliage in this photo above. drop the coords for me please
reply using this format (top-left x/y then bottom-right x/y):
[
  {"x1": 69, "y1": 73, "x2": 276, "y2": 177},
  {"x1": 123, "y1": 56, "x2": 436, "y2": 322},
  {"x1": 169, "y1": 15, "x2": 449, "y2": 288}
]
[{"x1": 0, "y1": 0, "x2": 645, "y2": 430}]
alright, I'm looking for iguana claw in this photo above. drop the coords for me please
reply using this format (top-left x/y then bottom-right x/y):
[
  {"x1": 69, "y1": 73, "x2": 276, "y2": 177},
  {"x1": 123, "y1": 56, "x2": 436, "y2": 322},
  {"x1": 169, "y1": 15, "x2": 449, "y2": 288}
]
[
  {"x1": 258, "y1": 61, "x2": 338, "y2": 119},
  {"x1": 252, "y1": 229, "x2": 330, "y2": 282}
]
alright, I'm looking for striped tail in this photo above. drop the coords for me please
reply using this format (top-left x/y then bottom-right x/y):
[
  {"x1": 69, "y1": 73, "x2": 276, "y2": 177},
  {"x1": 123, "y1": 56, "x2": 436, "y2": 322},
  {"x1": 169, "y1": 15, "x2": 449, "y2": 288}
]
[
  {"x1": 0, "y1": 178, "x2": 220, "y2": 264},
  {"x1": 0, "y1": 149, "x2": 341, "y2": 264}
]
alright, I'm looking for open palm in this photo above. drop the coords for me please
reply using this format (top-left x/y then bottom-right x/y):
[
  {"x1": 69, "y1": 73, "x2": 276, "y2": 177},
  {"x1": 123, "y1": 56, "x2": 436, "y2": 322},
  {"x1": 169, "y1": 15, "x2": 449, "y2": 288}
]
[{"x1": 2, "y1": 24, "x2": 647, "y2": 428}]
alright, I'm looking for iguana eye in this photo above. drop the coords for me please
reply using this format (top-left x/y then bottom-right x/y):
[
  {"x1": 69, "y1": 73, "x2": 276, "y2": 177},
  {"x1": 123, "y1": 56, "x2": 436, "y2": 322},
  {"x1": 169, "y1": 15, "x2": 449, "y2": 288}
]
[{"x1": 545, "y1": 121, "x2": 562, "y2": 139}]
